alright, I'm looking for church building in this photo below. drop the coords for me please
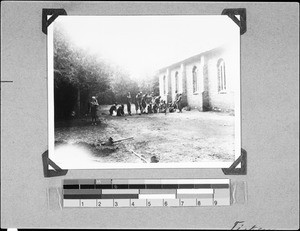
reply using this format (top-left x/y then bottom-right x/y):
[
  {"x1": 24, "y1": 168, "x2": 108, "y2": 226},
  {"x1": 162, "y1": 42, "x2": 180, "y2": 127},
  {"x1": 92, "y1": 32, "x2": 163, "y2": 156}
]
[{"x1": 158, "y1": 44, "x2": 239, "y2": 113}]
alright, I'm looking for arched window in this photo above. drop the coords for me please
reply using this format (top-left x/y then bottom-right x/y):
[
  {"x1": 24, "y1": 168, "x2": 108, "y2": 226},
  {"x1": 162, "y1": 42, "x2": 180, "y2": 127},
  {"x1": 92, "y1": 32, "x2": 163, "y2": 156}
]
[
  {"x1": 163, "y1": 75, "x2": 167, "y2": 95},
  {"x1": 192, "y1": 66, "x2": 198, "y2": 93},
  {"x1": 217, "y1": 59, "x2": 226, "y2": 93},
  {"x1": 175, "y1": 71, "x2": 179, "y2": 92}
]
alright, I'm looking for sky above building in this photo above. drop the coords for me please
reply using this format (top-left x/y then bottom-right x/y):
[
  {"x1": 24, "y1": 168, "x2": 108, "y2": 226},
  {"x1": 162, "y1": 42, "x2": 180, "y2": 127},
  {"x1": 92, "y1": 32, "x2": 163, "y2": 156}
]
[{"x1": 53, "y1": 15, "x2": 239, "y2": 80}]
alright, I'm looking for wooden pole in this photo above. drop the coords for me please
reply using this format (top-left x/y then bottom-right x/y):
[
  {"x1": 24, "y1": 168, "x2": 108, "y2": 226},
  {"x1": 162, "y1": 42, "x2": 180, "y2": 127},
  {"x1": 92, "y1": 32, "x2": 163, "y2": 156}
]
[{"x1": 129, "y1": 150, "x2": 148, "y2": 163}]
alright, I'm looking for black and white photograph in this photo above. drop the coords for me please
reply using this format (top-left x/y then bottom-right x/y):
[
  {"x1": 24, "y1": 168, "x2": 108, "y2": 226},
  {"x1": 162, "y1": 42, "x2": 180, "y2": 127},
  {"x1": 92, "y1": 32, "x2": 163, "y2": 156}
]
[
  {"x1": 48, "y1": 15, "x2": 241, "y2": 169},
  {"x1": 1, "y1": 2, "x2": 299, "y2": 229}
]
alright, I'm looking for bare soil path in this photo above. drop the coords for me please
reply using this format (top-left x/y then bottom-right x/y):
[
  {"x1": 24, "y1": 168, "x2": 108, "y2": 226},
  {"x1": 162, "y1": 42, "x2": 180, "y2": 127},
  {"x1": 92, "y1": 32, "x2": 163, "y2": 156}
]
[{"x1": 54, "y1": 105, "x2": 235, "y2": 165}]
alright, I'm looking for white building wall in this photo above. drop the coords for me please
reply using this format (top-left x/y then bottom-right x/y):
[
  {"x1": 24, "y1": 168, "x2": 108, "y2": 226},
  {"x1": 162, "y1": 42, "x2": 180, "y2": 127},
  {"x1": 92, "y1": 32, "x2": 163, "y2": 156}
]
[
  {"x1": 179, "y1": 64, "x2": 184, "y2": 94},
  {"x1": 170, "y1": 67, "x2": 180, "y2": 101},
  {"x1": 158, "y1": 43, "x2": 238, "y2": 112},
  {"x1": 159, "y1": 72, "x2": 166, "y2": 102},
  {"x1": 185, "y1": 58, "x2": 203, "y2": 109},
  {"x1": 206, "y1": 43, "x2": 237, "y2": 110},
  {"x1": 159, "y1": 69, "x2": 171, "y2": 102}
]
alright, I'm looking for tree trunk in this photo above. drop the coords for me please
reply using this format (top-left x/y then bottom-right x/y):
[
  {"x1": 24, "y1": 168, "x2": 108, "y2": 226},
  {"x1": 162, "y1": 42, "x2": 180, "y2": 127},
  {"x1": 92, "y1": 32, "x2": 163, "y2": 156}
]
[{"x1": 77, "y1": 87, "x2": 81, "y2": 117}]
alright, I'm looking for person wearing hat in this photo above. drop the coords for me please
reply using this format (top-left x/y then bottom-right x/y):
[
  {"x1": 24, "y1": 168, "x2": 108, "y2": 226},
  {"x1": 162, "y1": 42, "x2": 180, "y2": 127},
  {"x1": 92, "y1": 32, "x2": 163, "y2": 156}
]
[
  {"x1": 109, "y1": 103, "x2": 117, "y2": 116},
  {"x1": 90, "y1": 96, "x2": 99, "y2": 125},
  {"x1": 126, "y1": 92, "x2": 132, "y2": 116},
  {"x1": 153, "y1": 95, "x2": 161, "y2": 113},
  {"x1": 135, "y1": 91, "x2": 143, "y2": 115},
  {"x1": 176, "y1": 93, "x2": 183, "y2": 113}
]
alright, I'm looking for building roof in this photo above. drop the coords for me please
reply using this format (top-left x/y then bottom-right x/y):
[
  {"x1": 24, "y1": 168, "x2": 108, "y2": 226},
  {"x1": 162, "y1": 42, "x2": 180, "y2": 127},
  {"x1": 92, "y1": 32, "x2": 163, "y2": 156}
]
[{"x1": 157, "y1": 45, "x2": 225, "y2": 73}]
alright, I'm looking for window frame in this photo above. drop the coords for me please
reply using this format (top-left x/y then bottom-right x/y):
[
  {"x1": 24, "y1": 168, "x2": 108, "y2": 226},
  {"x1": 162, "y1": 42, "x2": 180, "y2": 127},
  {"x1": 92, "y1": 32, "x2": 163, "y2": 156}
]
[{"x1": 217, "y1": 59, "x2": 227, "y2": 94}]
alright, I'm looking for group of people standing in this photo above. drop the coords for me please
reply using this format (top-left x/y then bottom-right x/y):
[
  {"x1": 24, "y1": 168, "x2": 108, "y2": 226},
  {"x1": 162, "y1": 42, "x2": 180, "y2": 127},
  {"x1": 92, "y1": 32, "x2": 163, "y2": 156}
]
[
  {"x1": 120, "y1": 91, "x2": 183, "y2": 116},
  {"x1": 89, "y1": 91, "x2": 183, "y2": 125}
]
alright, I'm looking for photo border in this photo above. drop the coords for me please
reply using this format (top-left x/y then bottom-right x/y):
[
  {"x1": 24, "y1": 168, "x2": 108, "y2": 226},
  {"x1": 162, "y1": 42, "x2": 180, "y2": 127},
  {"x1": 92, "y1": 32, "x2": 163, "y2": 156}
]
[{"x1": 48, "y1": 15, "x2": 241, "y2": 169}]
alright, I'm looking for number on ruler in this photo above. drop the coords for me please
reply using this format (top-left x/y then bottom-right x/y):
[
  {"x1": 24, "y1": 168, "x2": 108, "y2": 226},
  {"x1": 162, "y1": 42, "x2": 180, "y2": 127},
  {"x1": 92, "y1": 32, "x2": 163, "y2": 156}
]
[
  {"x1": 197, "y1": 200, "x2": 201, "y2": 206},
  {"x1": 115, "y1": 201, "x2": 118, "y2": 207},
  {"x1": 181, "y1": 200, "x2": 184, "y2": 206},
  {"x1": 214, "y1": 200, "x2": 218, "y2": 205},
  {"x1": 81, "y1": 201, "x2": 84, "y2": 207},
  {"x1": 147, "y1": 201, "x2": 151, "y2": 207},
  {"x1": 98, "y1": 201, "x2": 101, "y2": 207},
  {"x1": 131, "y1": 201, "x2": 135, "y2": 207},
  {"x1": 164, "y1": 201, "x2": 168, "y2": 206}
]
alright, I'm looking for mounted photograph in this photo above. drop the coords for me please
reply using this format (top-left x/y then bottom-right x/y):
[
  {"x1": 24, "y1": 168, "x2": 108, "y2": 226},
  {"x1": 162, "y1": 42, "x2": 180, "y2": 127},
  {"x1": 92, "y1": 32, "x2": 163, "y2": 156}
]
[{"x1": 47, "y1": 15, "x2": 241, "y2": 169}]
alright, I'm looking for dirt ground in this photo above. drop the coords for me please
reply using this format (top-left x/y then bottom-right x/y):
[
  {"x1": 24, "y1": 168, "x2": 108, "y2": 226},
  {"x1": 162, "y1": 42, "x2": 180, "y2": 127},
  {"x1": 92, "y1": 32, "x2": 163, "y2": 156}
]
[{"x1": 54, "y1": 105, "x2": 236, "y2": 165}]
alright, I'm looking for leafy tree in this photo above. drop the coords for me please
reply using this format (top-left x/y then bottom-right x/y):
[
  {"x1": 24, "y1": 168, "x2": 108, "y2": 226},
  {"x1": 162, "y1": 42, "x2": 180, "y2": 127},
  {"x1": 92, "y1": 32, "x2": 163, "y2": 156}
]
[
  {"x1": 109, "y1": 66, "x2": 140, "y2": 104},
  {"x1": 137, "y1": 75, "x2": 159, "y2": 97},
  {"x1": 53, "y1": 24, "x2": 111, "y2": 119},
  {"x1": 53, "y1": 23, "x2": 159, "y2": 120}
]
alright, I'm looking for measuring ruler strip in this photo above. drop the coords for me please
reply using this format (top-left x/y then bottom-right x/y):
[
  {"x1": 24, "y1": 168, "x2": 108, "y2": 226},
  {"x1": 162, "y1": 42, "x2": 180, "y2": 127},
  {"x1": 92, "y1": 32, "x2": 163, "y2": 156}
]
[{"x1": 63, "y1": 179, "x2": 230, "y2": 207}]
